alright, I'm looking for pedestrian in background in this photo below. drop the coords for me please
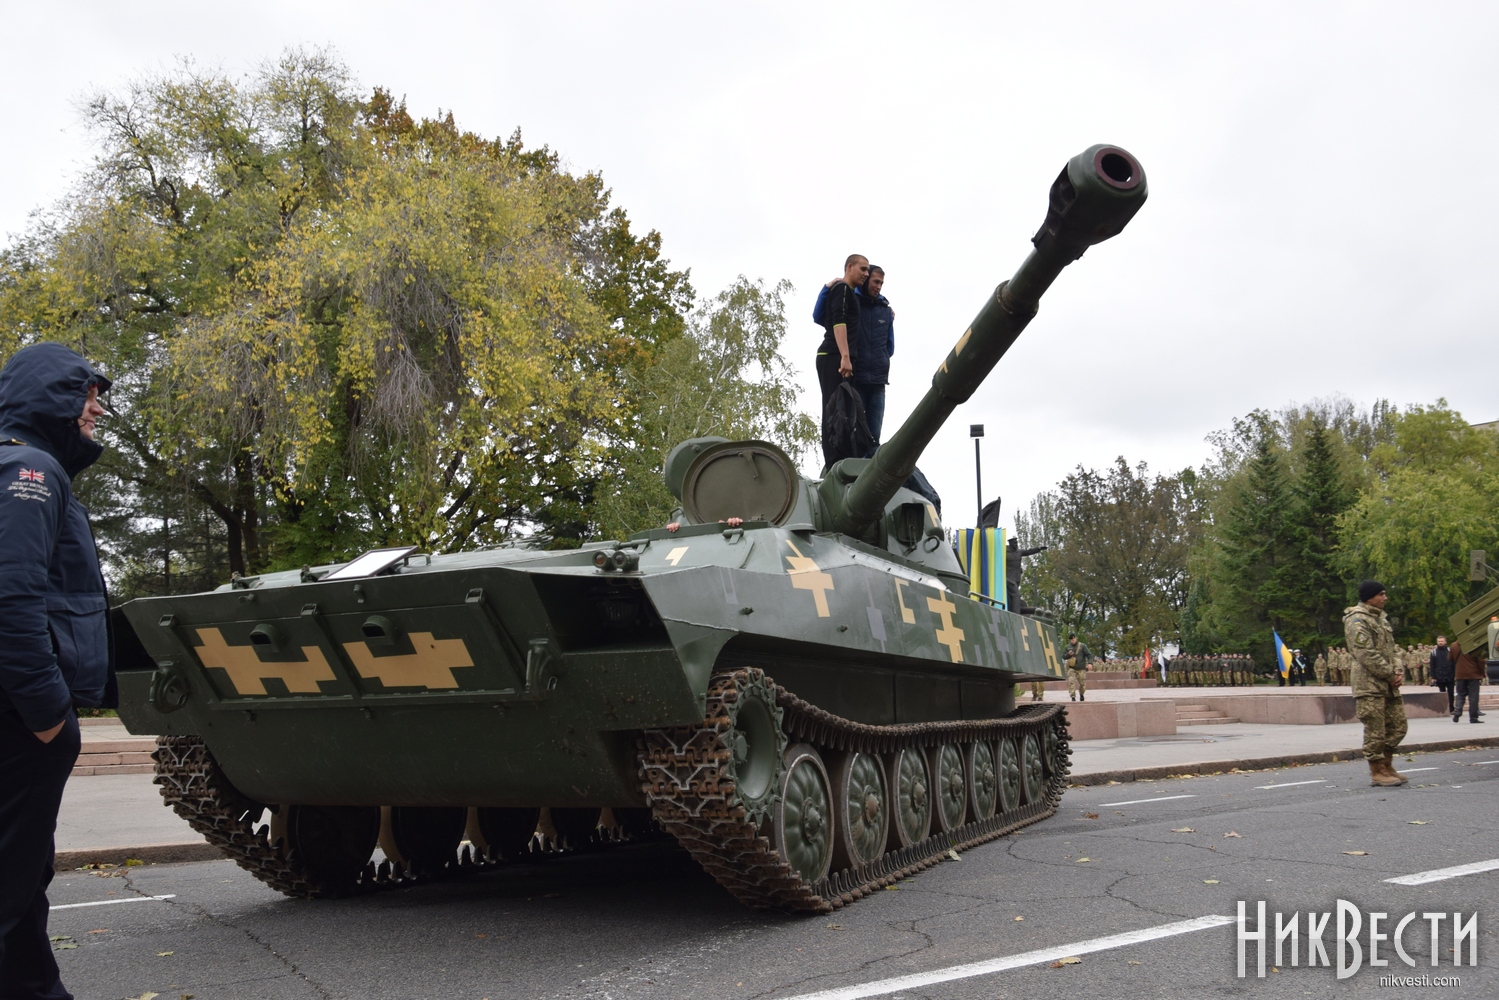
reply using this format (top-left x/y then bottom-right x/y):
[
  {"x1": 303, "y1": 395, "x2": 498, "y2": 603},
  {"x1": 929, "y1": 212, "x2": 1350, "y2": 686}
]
[
  {"x1": 1063, "y1": 634, "x2": 1091, "y2": 702},
  {"x1": 1430, "y1": 636, "x2": 1454, "y2": 713},
  {"x1": 0, "y1": 343, "x2": 115, "y2": 1000},
  {"x1": 1344, "y1": 581, "x2": 1408, "y2": 786},
  {"x1": 1449, "y1": 640, "x2": 1485, "y2": 724}
]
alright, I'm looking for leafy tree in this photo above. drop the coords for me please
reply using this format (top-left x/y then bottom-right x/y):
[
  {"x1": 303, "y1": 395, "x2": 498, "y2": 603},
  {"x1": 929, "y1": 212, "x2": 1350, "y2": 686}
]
[
  {"x1": 0, "y1": 49, "x2": 694, "y2": 591},
  {"x1": 592, "y1": 277, "x2": 817, "y2": 538},
  {"x1": 1015, "y1": 458, "x2": 1197, "y2": 654}
]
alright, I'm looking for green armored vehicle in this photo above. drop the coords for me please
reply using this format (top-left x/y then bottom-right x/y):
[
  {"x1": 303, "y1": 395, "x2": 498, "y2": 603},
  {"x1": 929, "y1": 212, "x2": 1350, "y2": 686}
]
[{"x1": 114, "y1": 144, "x2": 1147, "y2": 913}]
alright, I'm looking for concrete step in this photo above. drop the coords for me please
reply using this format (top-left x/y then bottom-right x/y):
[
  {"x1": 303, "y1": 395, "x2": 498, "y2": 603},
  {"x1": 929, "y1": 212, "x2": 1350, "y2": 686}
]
[
  {"x1": 74, "y1": 737, "x2": 157, "y2": 776},
  {"x1": 1178, "y1": 716, "x2": 1242, "y2": 726}
]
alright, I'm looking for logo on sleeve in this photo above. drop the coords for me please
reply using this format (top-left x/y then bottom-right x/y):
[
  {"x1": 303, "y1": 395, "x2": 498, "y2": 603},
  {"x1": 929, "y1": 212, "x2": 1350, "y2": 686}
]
[{"x1": 8, "y1": 468, "x2": 51, "y2": 502}]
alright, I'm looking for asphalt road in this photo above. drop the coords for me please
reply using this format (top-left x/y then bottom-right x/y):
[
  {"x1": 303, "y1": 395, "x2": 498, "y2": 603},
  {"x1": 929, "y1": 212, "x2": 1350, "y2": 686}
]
[{"x1": 48, "y1": 748, "x2": 1499, "y2": 1000}]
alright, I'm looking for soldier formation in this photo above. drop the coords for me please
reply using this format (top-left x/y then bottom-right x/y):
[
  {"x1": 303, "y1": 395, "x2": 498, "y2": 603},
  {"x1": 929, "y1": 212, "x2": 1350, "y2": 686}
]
[
  {"x1": 1321, "y1": 642, "x2": 1438, "y2": 686},
  {"x1": 1161, "y1": 654, "x2": 1257, "y2": 687}
]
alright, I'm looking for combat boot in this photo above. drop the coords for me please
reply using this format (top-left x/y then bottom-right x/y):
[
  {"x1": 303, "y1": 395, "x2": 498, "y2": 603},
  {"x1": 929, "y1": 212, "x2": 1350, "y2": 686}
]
[
  {"x1": 1368, "y1": 759, "x2": 1403, "y2": 787},
  {"x1": 1382, "y1": 753, "x2": 1409, "y2": 784}
]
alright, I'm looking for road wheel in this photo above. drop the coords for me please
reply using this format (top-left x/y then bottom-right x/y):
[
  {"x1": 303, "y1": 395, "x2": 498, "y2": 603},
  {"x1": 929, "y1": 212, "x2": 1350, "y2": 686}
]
[
  {"x1": 968, "y1": 741, "x2": 998, "y2": 821},
  {"x1": 774, "y1": 744, "x2": 833, "y2": 884},
  {"x1": 284, "y1": 805, "x2": 379, "y2": 894},
  {"x1": 831, "y1": 751, "x2": 889, "y2": 870},
  {"x1": 475, "y1": 807, "x2": 541, "y2": 861},
  {"x1": 932, "y1": 743, "x2": 967, "y2": 833},
  {"x1": 1020, "y1": 732, "x2": 1045, "y2": 805},
  {"x1": 886, "y1": 747, "x2": 931, "y2": 849},
  {"x1": 388, "y1": 806, "x2": 466, "y2": 877},
  {"x1": 997, "y1": 738, "x2": 1021, "y2": 814}
]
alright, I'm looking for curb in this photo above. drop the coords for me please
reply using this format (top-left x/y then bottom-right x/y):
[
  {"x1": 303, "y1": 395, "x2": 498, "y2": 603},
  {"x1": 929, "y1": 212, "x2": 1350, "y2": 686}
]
[
  {"x1": 56, "y1": 841, "x2": 222, "y2": 871},
  {"x1": 1067, "y1": 735, "x2": 1499, "y2": 786}
]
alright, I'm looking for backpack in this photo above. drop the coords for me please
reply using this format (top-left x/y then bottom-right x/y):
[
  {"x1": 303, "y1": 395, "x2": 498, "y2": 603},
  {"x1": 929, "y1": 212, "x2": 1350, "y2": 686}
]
[{"x1": 821, "y1": 381, "x2": 873, "y2": 471}]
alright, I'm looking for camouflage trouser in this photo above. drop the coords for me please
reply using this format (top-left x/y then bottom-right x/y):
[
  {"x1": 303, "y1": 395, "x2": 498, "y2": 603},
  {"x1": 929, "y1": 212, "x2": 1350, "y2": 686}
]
[
  {"x1": 1314, "y1": 666, "x2": 1327, "y2": 685},
  {"x1": 1355, "y1": 693, "x2": 1408, "y2": 760},
  {"x1": 1031, "y1": 680, "x2": 1046, "y2": 701},
  {"x1": 1067, "y1": 669, "x2": 1087, "y2": 698}
]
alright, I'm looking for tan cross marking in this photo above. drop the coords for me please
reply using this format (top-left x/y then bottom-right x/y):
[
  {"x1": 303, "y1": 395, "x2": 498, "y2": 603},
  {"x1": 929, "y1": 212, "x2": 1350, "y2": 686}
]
[
  {"x1": 343, "y1": 633, "x2": 475, "y2": 690},
  {"x1": 1018, "y1": 619, "x2": 1031, "y2": 651},
  {"x1": 785, "y1": 540, "x2": 834, "y2": 618},
  {"x1": 194, "y1": 627, "x2": 336, "y2": 696},
  {"x1": 665, "y1": 546, "x2": 688, "y2": 566},
  {"x1": 1036, "y1": 622, "x2": 1062, "y2": 674},
  {"x1": 926, "y1": 590, "x2": 965, "y2": 662},
  {"x1": 895, "y1": 579, "x2": 916, "y2": 624}
]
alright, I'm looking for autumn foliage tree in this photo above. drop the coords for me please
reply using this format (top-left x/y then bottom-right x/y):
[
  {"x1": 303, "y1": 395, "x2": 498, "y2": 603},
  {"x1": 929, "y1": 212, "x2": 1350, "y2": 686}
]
[{"x1": 0, "y1": 49, "x2": 763, "y2": 594}]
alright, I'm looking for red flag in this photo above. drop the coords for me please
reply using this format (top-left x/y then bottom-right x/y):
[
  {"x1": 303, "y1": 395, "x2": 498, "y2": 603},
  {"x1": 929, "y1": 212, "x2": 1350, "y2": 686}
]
[{"x1": 1142, "y1": 647, "x2": 1152, "y2": 678}]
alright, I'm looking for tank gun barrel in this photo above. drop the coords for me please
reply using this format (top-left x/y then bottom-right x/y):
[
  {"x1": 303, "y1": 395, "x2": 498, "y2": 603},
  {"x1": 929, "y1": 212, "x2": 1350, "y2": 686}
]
[{"x1": 826, "y1": 145, "x2": 1148, "y2": 537}]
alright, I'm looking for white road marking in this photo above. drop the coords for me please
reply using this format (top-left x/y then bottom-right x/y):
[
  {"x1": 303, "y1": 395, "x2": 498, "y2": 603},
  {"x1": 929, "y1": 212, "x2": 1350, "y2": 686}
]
[
  {"x1": 1255, "y1": 779, "x2": 1327, "y2": 789},
  {"x1": 1475, "y1": 760, "x2": 1499, "y2": 765},
  {"x1": 1398, "y1": 767, "x2": 1439, "y2": 773},
  {"x1": 779, "y1": 914, "x2": 1235, "y2": 1000},
  {"x1": 1385, "y1": 859, "x2": 1499, "y2": 886},
  {"x1": 52, "y1": 894, "x2": 176, "y2": 911},
  {"x1": 1099, "y1": 794, "x2": 1196, "y2": 807}
]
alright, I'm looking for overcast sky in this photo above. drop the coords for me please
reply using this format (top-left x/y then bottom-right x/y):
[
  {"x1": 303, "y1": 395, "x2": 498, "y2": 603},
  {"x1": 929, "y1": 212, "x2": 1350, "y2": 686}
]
[{"x1": 2, "y1": 2, "x2": 1494, "y2": 534}]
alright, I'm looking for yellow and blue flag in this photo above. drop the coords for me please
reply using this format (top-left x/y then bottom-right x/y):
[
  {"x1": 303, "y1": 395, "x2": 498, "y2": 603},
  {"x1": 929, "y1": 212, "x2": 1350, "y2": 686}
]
[
  {"x1": 1273, "y1": 630, "x2": 1293, "y2": 678},
  {"x1": 954, "y1": 527, "x2": 1006, "y2": 607}
]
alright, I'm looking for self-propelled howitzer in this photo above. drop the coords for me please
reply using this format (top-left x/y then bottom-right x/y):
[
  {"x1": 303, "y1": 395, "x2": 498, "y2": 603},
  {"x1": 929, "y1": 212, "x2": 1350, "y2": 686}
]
[{"x1": 113, "y1": 145, "x2": 1147, "y2": 914}]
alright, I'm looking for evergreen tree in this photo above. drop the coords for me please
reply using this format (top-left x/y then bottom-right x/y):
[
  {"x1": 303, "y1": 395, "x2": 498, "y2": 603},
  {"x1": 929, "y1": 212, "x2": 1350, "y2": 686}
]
[
  {"x1": 1287, "y1": 421, "x2": 1357, "y2": 649},
  {"x1": 1215, "y1": 419, "x2": 1298, "y2": 653}
]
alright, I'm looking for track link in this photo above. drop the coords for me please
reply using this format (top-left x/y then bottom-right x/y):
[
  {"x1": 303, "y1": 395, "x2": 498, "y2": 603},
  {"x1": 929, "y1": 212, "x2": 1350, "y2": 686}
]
[{"x1": 639, "y1": 667, "x2": 1071, "y2": 914}]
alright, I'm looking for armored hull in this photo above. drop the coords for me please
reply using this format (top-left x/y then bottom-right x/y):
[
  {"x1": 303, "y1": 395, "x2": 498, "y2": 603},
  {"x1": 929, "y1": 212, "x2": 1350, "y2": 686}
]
[{"x1": 115, "y1": 144, "x2": 1148, "y2": 911}]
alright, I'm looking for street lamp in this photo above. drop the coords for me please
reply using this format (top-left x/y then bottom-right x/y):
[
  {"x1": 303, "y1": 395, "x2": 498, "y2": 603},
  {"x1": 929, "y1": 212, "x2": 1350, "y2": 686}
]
[{"x1": 970, "y1": 424, "x2": 984, "y2": 528}]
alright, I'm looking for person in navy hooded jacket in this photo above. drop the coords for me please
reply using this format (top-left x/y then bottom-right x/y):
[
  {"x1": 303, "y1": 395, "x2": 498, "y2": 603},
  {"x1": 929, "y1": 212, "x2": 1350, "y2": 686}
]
[{"x1": 0, "y1": 342, "x2": 112, "y2": 1000}]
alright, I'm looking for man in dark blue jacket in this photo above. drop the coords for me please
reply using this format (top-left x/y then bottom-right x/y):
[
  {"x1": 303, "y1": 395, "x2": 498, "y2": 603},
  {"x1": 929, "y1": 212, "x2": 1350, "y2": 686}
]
[
  {"x1": 0, "y1": 342, "x2": 112, "y2": 1000},
  {"x1": 813, "y1": 266, "x2": 895, "y2": 447}
]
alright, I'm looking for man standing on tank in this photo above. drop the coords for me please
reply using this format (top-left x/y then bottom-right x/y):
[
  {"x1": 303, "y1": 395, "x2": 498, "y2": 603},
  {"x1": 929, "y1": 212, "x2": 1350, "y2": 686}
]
[
  {"x1": 848, "y1": 266, "x2": 894, "y2": 448},
  {"x1": 815, "y1": 256, "x2": 869, "y2": 414},
  {"x1": 0, "y1": 343, "x2": 114, "y2": 1000}
]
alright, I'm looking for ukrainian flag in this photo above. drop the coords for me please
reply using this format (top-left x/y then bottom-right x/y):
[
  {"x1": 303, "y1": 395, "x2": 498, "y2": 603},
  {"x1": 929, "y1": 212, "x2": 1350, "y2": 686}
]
[
  {"x1": 954, "y1": 527, "x2": 1006, "y2": 607},
  {"x1": 1273, "y1": 630, "x2": 1293, "y2": 679}
]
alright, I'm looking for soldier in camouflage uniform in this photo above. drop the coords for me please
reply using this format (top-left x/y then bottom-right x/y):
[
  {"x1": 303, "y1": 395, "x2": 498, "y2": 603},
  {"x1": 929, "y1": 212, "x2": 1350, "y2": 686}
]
[
  {"x1": 1313, "y1": 652, "x2": 1327, "y2": 685},
  {"x1": 1344, "y1": 580, "x2": 1408, "y2": 787},
  {"x1": 1411, "y1": 645, "x2": 1428, "y2": 686}
]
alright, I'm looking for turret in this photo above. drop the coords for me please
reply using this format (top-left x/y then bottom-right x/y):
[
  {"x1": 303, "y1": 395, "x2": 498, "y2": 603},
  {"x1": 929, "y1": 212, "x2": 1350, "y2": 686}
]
[{"x1": 820, "y1": 144, "x2": 1147, "y2": 537}]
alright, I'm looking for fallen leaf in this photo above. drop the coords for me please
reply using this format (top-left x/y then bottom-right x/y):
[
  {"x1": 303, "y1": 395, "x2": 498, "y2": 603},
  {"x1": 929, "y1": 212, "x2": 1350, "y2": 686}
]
[
  {"x1": 1203, "y1": 879, "x2": 1220, "y2": 884},
  {"x1": 157, "y1": 950, "x2": 174, "y2": 957},
  {"x1": 1223, "y1": 831, "x2": 1242, "y2": 838},
  {"x1": 1128, "y1": 960, "x2": 1143, "y2": 965},
  {"x1": 181, "y1": 995, "x2": 195, "y2": 1000},
  {"x1": 125, "y1": 858, "x2": 144, "y2": 867},
  {"x1": 1076, "y1": 857, "x2": 1091, "y2": 863},
  {"x1": 826, "y1": 923, "x2": 843, "y2": 930},
  {"x1": 49, "y1": 935, "x2": 70, "y2": 942},
  {"x1": 54, "y1": 941, "x2": 77, "y2": 950},
  {"x1": 1049, "y1": 956, "x2": 1083, "y2": 968},
  {"x1": 1171, "y1": 827, "x2": 1195, "y2": 833},
  {"x1": 884, "y1": 885, "x2": 899, "y2": 891},
  {"x1": 1408, "y1": 821, "x2": 1428, "y2": 825},
  {"x1": 87, "y1": 929, "x2": 109, "y2": 934},
  {"x1": 1014, "y1": 916, "x2": 1024, "y2": 921},
  {"x1": 947, "y1": 849, "x2": 961, "y2": 861},
  {"x1": 127, "y1": 994, "x2": 159, "y2": 1000},
  {"x1": 1081, "y1": 812, "x2": 1099, "y2": 819},
  {"x1": 1344, "y1": 850, "x2": 1368, "y2": 856}
]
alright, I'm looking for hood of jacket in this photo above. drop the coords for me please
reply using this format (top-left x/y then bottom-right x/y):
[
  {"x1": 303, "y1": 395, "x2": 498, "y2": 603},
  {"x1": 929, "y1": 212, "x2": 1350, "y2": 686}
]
[{"x1": 0, "y1": 342, "x2": 110, "y2": 478}]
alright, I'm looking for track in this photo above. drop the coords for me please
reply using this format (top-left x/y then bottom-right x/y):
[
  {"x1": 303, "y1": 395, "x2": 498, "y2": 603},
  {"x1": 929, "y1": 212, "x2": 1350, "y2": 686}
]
[
  {"x1": 153, "y1": 667, "x2": 1069, "y2": 912},
  {"x1": 640, "y1": 668, "x2": 1070, "y2": 913}
]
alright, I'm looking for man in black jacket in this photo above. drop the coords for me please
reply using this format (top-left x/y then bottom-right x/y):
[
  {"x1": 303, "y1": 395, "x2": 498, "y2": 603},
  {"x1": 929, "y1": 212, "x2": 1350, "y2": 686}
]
[
  {"x1": 816, "y1": 255, "x2": 869, "y2": 468},
  {"x1": 0, "y1": 342, "x2": 113, "y2": 1000},
  {"x1": 1430, "y1": 636, "x2": 1454, "y2": 712}
]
